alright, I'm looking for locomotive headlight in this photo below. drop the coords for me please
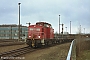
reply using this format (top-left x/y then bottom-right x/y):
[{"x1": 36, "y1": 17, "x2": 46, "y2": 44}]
[
  {"x1": 38, "y1": 36, "x2": 40, "y2": 38},
  {"x1": 29, "y1": 36, "x2": 31, "y2": 37}
]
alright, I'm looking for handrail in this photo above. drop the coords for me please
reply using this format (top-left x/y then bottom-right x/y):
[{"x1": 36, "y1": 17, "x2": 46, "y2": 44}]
[{"x1": 66, "y1": 40, "x2": 74, "y2": 60}]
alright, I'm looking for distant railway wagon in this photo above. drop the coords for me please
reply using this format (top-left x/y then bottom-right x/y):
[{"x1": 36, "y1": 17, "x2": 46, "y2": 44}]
[{"x1": 26, "y1": 22, "x2": 73, "y2": 48}]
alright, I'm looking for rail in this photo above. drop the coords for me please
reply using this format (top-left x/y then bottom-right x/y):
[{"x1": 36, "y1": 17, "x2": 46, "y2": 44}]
[
  {"x1": 0, "y1": 42, "x2": 25, "y2": 47},
  {"x1": 66, "y1": 40, "x2": 76, "y2": 60},
  {"x1": 0, "y1": 46, "x2": 36, "y2": 60}
]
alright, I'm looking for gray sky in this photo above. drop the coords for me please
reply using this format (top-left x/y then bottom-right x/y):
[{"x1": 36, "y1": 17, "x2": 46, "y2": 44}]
[{"x1": 0, "y1": 0, "x2": 90, "y2": 34}]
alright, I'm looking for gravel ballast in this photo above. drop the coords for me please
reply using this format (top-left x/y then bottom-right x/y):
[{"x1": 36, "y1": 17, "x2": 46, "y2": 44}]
[
  {"x1": 21, "y1": 43, "x2": 71, "y2": 60},
  {"x1": 0, "y1": 44, "x2": 27, "y2": 53}
]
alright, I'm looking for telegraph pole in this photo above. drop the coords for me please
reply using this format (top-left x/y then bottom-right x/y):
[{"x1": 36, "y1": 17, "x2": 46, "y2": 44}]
[
  {"x1": 65, "y1": 27, "x2": 68, "y2": 38},
  {"x1": 80, "y1": 25, "x2": 81, "y2": 33},
  {"x1": 84, "y1": 28, "x2": 85, "y2": 34},
  {"x1": 70, "y1": 21, "x2": 71, "y2": 34},
  {"x1": 11, "y1": 26, "x2": 12, "y2": 39},
  {"x1": 18, "y1": 3, "x2": 21, "y2": 41}
]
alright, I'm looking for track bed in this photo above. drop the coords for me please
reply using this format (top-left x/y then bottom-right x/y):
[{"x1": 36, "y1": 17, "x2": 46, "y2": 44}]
[{"x1": 20, "y1": 42, "x2": 71, "y2": 60}]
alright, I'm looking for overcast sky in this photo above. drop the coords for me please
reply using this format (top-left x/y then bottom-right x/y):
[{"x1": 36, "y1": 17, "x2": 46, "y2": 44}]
[{"x1": 0, "y1": 0, "x2": 90, "y2": 34}]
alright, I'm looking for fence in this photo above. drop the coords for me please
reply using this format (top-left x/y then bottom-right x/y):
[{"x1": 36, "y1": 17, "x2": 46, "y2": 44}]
[{"x1": 66, "y1": 40, "x2": 76, "y2": 60}]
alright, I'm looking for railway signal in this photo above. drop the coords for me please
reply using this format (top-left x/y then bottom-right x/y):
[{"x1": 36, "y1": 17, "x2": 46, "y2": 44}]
[
  {"x1": 26, "y1": 22, "x2": 31, "y2": 26},
  {"x1": 60, "y1": 24, "x2": 64, "y2": 39},
  {"x1": 65, "y1": 27, "x2": 67, "y2": 32},
  {"x1": 59, "y1": 15, "x2": 60, "y2": 35}
]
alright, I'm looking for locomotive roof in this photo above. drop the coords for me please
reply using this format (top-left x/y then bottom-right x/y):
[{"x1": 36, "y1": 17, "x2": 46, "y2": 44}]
[{"x1": 36, "y1": 22, "x2": 51, "y2": 26}]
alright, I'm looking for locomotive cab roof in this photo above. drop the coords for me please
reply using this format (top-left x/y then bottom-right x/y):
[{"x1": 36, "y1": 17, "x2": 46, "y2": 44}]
[{"x1": 36, "y1": 22, "x2": 52, "y2": 28}]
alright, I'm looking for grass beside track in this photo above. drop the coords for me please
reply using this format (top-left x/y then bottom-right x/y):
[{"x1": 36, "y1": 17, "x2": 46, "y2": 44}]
[{"x1": 77, "y1": 50, "x2": 90, "y2": 60}]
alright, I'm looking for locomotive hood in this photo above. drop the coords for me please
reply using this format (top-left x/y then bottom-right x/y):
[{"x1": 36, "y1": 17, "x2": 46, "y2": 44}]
[{"x1": 28, "y1": 25, "x2": 43, "y2": 39}]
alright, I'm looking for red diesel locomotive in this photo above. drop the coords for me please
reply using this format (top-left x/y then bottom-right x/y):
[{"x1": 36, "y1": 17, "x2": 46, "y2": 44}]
[{"x1": 26, "y1": 22, "x2": 54, "y2": 47}]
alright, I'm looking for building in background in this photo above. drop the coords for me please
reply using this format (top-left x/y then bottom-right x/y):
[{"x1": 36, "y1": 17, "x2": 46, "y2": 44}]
[{"x1": 0, "y1": 24, "x2": 28, "y2": 40}]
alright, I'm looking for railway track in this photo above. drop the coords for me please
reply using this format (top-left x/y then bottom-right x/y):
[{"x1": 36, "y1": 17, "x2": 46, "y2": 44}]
[
  {"x1": 0, "y1": 42, "x2": 25, "y2": 47},
  {"x1": 0, "y1": 40, "x2": 18, "y2": 42},
  {"x1": 0, "y1": 40, "x2": 72, "y2": 60},
  {"x1": 0, "y1": 46, "x2": 36, "y2": 60}
]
